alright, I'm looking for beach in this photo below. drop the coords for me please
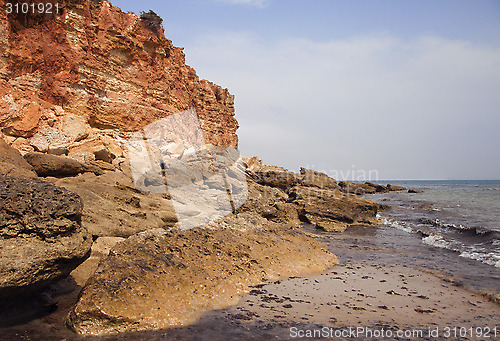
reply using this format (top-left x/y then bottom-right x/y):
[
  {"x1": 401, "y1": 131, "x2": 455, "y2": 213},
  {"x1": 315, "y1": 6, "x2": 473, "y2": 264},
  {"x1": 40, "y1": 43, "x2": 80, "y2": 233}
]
[{"x1": 2, "y1": 223, "x2": 499, "y2": 340}]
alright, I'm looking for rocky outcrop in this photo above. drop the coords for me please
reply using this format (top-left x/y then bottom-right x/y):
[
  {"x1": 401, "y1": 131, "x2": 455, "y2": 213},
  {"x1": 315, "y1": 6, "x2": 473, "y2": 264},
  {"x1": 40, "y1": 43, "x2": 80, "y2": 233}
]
[
  {"x1": 66, "y1": 212, "x2": 337, "y2": 335},
  {"x1": 338, "y1": 181, "x2": 377, "y2": 195},
  {"x1": 236, "y1": 180, "x2": 300, "y2": 226},
  {"x1": 387, "y1": 184, "x2": 406, "y2": 191},
  {"x1": 64, "y1": 155, "x2": 386, "y2": 335},
  {"x1": 290, "y1": 186, "x2": 379, "y2": 232},
  {"x1": 339, "y1": 181, "x2": 407, "y2": 195},
  {"x1": 0, "y1": 176, "x2": 91, "y2": 304},
  {"x1": 0, "y1": 0, "x2": 238, "y2": 157},
  {"x1": 242, "y1": 158, "x2": 382, "y2": 232}
]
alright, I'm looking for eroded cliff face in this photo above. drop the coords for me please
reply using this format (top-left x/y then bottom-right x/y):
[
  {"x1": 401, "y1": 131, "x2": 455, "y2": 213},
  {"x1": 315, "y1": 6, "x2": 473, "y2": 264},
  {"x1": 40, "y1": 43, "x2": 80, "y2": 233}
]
[{"x1": 0, "y1": 0, "x2": 238, "y2": 151}]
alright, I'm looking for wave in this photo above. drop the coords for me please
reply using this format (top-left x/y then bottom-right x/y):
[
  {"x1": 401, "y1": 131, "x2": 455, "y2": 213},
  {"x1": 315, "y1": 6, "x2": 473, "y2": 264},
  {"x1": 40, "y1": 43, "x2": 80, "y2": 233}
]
[
  {"x1": 380, "y1": 214, "x2": 500, "y2": 268},
  {"x1": 377, "y1": 214, "x2": 414, "y2": 233},
  {"x1": 417, "y1": 217, "x2": 498, "y2": 239},
  {"x1": 459, "y1": 250, "x2": 500, "y2": 268}
]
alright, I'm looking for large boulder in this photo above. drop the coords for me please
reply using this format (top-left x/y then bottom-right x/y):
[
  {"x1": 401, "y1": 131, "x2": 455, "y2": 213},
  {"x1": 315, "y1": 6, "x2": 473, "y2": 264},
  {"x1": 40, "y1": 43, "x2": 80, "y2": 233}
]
[
  {"x1": 0, "y1": 137, "x2": 37, "y2": 178},
  {"x1": 0, "y1": 176, "x2": 92, "y2": 304},
  {"x1": 290, "y1": 186, "x2": 380, "y2": 232},
  {"x1": 66, "y1": 212, "x2": 338, "y2": 335},
  {"x1": 24, "y1": 152, "x2": 103, "y2": 177}
]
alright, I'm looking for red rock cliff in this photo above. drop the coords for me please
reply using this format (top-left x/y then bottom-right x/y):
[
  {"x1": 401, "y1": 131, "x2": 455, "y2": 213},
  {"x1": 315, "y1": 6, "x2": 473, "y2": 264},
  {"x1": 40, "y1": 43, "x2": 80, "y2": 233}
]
[{"x1": 0, "y1": 0, "x2": 238, "y2": 150}]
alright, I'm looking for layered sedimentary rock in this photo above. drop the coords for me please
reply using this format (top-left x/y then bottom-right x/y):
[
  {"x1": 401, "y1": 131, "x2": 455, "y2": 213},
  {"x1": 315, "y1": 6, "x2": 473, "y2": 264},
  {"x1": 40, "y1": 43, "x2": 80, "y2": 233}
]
[{"x1": 0, "y1": 0, "x2": 238, "y2": 162}]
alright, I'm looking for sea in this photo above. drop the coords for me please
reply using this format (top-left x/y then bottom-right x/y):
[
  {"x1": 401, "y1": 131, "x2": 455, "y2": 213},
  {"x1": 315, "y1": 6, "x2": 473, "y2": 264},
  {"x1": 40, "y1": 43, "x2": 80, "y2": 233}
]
[{"x1": 364, "y1": 180, "x2": 500, "y2": 299}]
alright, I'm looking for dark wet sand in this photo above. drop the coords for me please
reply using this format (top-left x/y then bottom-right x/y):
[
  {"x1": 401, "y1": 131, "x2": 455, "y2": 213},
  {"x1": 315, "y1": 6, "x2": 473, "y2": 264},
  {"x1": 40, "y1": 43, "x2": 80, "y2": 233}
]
[{"x1": 1, "y1": 224, "x2": 499, "y2": 340}]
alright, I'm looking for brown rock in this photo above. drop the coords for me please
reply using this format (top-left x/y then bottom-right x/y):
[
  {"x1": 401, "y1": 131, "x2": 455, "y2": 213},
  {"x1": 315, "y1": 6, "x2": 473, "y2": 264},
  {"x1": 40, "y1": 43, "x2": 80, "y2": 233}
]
[
  {"x1": 93, "y1": 145, "x2": 114, "y2": 163},
  {"x1": 255, "y1": 168, "x2": 299, "y2": 190},
  {"x1": 0, "y1": 137, "x2": 37, "y2": 178},
  {"x1": 387, "y1": 184, "x2": 407, "y2": 191},
  {"x1": 408, "y1": 189, "x2": 424, "y2": 193},
  {"x1": 299, "y1": 167, "x2": 339, "y2": 190},
  {"x1": 364, "y1": 182, "x2": 389, "y2": 193},
  {"x1": 67, "y1": 139, "x2": 113, "y2": 164},
  {"x1": 237, "y1": 180, "x2": 300, "y2": 226},
  {"x1": 24, "y1": 152, "x2": 102, "y2": 177},
  {"x1": 290, "y1": 186, "x2": 379, "y2": 232},
  {"x1": 0, "y1": 176, "x2": 91, "y2": 304},
  {"x1": 60, "y1": 114, "x2": 91, "y2": 143},
  {"x1": 2, "y1": 102, "x2": 41, "y2": 138},
  {"x1": 244, "y1": 156, "x2": 265, "y2": 172},
  {"x1": 66, "y1": 212, "x2": 338, "y2": 335},
  {"x1": 338, "y1": 181, "x2": 377, "y2": 195},
  {"x1": 69, "y1": 237, "x2": 126, "y2": 288}
]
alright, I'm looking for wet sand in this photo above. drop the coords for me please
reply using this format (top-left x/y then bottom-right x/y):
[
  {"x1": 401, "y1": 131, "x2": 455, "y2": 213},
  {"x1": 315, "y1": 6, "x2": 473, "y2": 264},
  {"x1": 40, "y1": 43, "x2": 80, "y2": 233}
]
[{"x1": 1, "y1": 224, "x2": 499, "y2": 340}]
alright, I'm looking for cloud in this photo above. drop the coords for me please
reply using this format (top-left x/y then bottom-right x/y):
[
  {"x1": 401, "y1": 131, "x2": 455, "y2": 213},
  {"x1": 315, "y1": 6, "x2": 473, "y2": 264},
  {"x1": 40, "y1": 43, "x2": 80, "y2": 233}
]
[
  {"x1": 185, "y1": 32, "x2": 500, "y2": 179},
  {"x1": 214, "y1": 0, "x2": 270, "y2": 8}
]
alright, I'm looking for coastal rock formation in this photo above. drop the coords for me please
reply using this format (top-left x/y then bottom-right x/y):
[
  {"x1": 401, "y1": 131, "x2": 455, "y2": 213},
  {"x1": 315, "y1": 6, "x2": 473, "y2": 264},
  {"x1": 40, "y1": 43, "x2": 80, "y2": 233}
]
[
  {"x1": 338, "y1": 181, "x2": 377, "y2": 195},
  {"x1": 66, "y1": 212, "x2": 337, "y2": 335},
  {"x1": 339, "y1": 181, "x2": 406, "y2": 195},
  {"x1": 242, "y1": 158, "x2": 382, "y2": 232},
  {"x1": 237, "y1": 180, "x2": 300, "y2": 226},
  {"x1": 0, "y1": 176, "x2": 91, "y2": 304},
  {"x1": 387, "y1": 184, "x2": 406, "y2": 191},
  {"x1": 290, "y1": 186, "x2": 380, "y2": 232},
  {"x1": 0, "y1": 0, "x2": 238, "y2": 160}
]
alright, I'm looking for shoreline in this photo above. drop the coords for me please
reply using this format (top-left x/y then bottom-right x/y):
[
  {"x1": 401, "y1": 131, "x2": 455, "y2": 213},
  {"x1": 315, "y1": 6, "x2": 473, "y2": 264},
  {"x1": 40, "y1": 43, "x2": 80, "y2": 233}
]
[{"x1": 1, "y1": 224, "x2": 498, "y2": 340}]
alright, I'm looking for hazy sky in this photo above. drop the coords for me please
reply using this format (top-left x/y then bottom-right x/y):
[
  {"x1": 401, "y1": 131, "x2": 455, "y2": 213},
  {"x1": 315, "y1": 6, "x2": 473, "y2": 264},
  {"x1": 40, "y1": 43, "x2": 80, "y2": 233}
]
[{"x1": 113, "y1": 0, "x2": 500, "y2": 180}]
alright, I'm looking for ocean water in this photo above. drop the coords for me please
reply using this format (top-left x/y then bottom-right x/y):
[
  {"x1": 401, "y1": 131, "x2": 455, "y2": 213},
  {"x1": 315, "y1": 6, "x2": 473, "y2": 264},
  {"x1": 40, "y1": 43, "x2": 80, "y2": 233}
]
[{"x1": 370, "y1": 180, "x2": 500, "y2": 268}]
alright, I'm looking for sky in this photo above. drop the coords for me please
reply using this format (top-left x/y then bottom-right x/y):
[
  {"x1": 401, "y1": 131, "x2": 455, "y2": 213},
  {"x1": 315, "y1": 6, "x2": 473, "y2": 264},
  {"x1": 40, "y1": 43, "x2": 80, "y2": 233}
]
[{"x1": 112, "y1": 0, "x2": 500, "y2": 180}]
